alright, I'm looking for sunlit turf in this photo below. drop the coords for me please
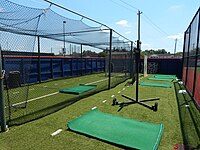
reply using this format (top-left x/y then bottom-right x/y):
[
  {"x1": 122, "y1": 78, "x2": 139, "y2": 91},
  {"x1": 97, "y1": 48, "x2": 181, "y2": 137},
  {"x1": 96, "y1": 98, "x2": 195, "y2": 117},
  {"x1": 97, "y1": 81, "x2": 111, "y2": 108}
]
[
  {"x1": 4, "y1": 72, "x2": 128, "y2": 125},
  {"x1": 0, "y1": 74, "x2": 193, "y2": 150}
]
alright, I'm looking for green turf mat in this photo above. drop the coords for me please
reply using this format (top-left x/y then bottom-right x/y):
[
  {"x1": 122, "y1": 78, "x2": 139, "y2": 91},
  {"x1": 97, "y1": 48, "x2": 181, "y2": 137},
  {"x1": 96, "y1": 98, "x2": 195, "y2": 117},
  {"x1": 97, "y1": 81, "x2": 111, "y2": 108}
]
[
  {"x1": 148, "y1": 77, "x2": 173, "y2": 82},
  {"x1": 140, "y1": 82, "x2": 172, "y2": 88},
  {"x1": 154, "y1": 74, "x2": 177, "y2": 79},
  {"x1": 67, "y1": 109, "x2": 164, "y2": 150},
  {"x1": 59, "y1": 84, "x2": 97, "y2": 94},
  {"x1": 155, "y1": 74, "x2": 176, "y2": 77}
]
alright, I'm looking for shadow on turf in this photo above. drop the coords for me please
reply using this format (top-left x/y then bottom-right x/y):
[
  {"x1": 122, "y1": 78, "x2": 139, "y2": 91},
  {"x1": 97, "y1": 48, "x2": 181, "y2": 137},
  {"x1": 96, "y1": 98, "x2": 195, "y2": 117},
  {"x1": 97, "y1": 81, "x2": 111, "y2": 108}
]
[
  {"x1": 6, "y1": 78, "x2": 129, "y2": 127},
  {"x1": 174, "y1": 82, "x2": 200, "y2": 149}
]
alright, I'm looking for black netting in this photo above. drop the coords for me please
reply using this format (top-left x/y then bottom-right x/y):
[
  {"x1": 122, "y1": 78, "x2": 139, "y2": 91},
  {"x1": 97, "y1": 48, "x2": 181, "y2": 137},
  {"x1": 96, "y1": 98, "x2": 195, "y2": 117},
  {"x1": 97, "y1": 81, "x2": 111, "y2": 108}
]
[{"x1": 0, "y1": 0, "x2": 134, "y2": 127}]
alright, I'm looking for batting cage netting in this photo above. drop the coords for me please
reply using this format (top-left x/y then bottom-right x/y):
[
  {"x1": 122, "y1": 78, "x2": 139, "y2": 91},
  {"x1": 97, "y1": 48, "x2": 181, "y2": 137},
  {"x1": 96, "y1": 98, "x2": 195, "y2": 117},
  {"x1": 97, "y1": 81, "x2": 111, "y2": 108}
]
[{"x1": 0, "y1": 0, "x2": 135, "y2": 127}]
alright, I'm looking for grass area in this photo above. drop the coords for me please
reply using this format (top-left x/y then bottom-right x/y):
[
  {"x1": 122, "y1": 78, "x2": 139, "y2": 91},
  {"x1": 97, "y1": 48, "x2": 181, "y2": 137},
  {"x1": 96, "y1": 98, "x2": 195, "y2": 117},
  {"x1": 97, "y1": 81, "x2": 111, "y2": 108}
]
[
  {"x1": 174, "y1": 82, "x2": 200, "y2": 148},
  {"x1": 0, "y1": 74, "x2": 187, "y2": 150},
  {"x1": 4, "y1": 72, "x2": 129, "y2": 125}
]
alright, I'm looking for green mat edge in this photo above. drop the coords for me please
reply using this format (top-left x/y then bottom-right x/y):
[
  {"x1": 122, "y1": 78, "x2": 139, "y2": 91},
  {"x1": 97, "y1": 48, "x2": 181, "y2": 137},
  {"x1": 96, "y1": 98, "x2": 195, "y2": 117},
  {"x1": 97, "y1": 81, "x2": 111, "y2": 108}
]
[
  {"x1": 67, "y1": 109, "x2": 164, "y2": 150},
  {"x1": 153, "y1": 123, "x2": 164, "y2": 150},
  {"x1": 155, "y1": 74, "x2": 176, "y2": 77},
  {"x1": 154, "y1": 75, "x2": 177, "y2": 79},
  {"x1": 59, "y1": 84, "x2": 97, "y2": 94},
  {"x1": 140, "y1": 81, "x2": 172, "y2": 88},
  {"x1": 148, "y1": 77, "x2": 173, "y2": 82}
]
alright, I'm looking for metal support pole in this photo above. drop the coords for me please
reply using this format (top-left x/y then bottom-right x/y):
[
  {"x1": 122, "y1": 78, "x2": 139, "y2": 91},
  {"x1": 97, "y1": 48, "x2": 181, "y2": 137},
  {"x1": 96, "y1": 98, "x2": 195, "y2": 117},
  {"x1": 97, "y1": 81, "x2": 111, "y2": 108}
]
[
  {"x1": 37, "y1": 36, "x2": 41, "y2": 83},
  {"x1": 0, "y1": 46, "x2": 7, "y2": 132},
  {"x1": 192, "y1": 12, "x2": 200, "y2": 96},
  {"x1": 185, "y1": 27, "x2": 191, "y2": 85},
  {"x1": 181, "y1": 31, "x2": 186, "y2": 81},
  {"x1": 135, "y1": 40, "x2": 140, "y2": 101},
  {"x1": 130, "y1": 41, "x2": 133, "y2": 79},
  {"x1": 174, "y1": 38, "x2": 177, "y2": 57},
  {"x1": 81, "y1": 44, "x2": 83, "y2": 75},
  {"x1": 136, "y1": 10, "x2": 142, "y2": 101},
  {"x1": 63, "y1": 21, "x2": 66, "y2": 56},
  {"x1": 108, "y1": 29, "x2": 112, "y2": 89}
]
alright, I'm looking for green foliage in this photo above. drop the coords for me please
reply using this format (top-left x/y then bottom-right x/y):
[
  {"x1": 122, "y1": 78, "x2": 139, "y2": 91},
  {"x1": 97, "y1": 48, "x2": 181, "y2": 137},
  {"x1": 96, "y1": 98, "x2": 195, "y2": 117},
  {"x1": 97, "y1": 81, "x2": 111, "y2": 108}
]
[
  {"x1": 82, "y1": 50, "x2": 97, "y2": 56},
  {"x1": 98, "y1": 51, "x2": 107, "y2": 57},
  {"x1": 141, "y1": 49, "x2": 168, "y2": 56}
]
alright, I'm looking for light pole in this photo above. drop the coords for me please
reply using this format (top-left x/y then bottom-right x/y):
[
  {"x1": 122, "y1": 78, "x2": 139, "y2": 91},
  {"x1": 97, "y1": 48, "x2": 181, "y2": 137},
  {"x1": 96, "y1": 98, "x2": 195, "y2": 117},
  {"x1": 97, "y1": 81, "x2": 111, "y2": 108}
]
[
  {"x1": 63, "y1": 21, "x2": 66, "y2": 56},
  {"x1": 174, "y1": 38, "x2": 177, "y2": 58}
]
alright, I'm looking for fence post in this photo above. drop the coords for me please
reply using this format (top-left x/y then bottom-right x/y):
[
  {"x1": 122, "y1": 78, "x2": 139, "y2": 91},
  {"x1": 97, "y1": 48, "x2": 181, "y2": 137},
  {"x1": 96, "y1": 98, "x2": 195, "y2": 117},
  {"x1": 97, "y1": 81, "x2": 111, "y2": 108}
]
[
  {"x1": 108, "y1": 29, "x2": 112, "y2": 89},
  {"x1": 37, "y1": 36, "x2": 41, "y2": 83},
  {"x1": 0, "y1": 46, "x2": 7, "y2": 132}
]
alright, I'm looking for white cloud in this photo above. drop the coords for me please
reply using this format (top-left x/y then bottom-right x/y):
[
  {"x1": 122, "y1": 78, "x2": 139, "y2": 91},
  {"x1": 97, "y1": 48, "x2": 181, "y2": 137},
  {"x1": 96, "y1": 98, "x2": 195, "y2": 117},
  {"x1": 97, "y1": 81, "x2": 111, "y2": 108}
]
[
  {"x1": 125, "y1": 31, "x2": 131, "y2": 34},
  {"x1": 169, "y1": 5, "x2": 183, "y2": 10},
  {"x1": 116, "y1": 20, "x2": 130, "y2": 27},
  {"x1": 167, "y1": 33, "x2": 183, "y2": 40}
]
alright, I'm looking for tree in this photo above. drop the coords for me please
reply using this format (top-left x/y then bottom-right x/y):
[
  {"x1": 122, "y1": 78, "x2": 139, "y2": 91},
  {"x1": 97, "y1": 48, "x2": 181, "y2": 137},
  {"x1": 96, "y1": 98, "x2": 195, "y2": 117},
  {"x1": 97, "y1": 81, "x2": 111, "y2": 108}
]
[
  {"x1": 82, "y1": 50, "x2": 97, "y2": 56},
  {"x1": 98, "y1": 51, "x2": 107, "y2": 57}
]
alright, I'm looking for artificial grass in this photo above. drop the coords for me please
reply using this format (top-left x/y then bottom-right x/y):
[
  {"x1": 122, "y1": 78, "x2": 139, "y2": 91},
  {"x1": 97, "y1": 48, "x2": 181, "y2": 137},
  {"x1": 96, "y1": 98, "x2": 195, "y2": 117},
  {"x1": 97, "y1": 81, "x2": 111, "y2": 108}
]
[
  {"x1": 4, "y1": 73, "x2": 128, "y2": 125},
  {"x1": 140, "y1": 81, "x2": 172, "y2": 88},
  {"x1": 59, "y1": 84, "x2": 97, "y2": 94},
  {"x1": 68, "y1": 109, "x2": 164, "y2": 149},
  {"x1": 174, "y1": 82, "x2": 200, "y2": 148},
  {"x1": 0, "y1": 75, "x2": 184, "y2": 150},
  {"x1": 154, "y1": 74, "x2": 177, "y2": 80},
  {"x1": 148, "y1": 77, "x2": 174, "y2": 82}
]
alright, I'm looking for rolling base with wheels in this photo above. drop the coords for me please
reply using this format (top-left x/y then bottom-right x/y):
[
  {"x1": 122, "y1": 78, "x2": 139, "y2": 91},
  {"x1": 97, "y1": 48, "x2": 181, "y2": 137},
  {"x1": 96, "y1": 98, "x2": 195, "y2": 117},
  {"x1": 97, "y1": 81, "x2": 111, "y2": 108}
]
[{"x1": 112, "y1": 94, "x2": 160, "y2": 112}]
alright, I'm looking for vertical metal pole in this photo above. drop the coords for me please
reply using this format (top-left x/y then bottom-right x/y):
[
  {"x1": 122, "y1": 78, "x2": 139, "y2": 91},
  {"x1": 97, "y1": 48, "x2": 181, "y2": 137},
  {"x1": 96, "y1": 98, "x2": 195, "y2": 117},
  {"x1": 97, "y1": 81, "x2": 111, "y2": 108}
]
[
  {"x1": 37, "y1": 36, "x2": 41, "y2": 83},
  {"x1": 81, "y1": 44, "x2": 83, "y2": 75},
  {"x1": 138, "y1": 10, "x2": 141, "y2": 42},
  {"x1": 63, "y1": 21, "x2": 66, "y2": 56},
  {"x1": 174, "y1": 38, "x2": 177, "y2": 57},
  {"x1": 136, "y1": 10, "x2": 142, "y2": 101},
  {"x1": 185, "y1": 27, "x2": 191, "y2": 85},
  {"x1": 130, "y1": 41, "x2": 133, "y2": 79},
  {"x1": 135, "y1": 40, "x2": 140, "y2": 101},
  {"x1": 0, "y1": 46, "x2": 7, "y2": 132},
  {"x1": 108, "y1": 29, "x2": 112, "y2": 89},
  {"x1": 192, "y1": 11, "x2": 200, "y2": 96},
  {"x1": 181, "y1": 31, "x2": 186, "y2": 81}
]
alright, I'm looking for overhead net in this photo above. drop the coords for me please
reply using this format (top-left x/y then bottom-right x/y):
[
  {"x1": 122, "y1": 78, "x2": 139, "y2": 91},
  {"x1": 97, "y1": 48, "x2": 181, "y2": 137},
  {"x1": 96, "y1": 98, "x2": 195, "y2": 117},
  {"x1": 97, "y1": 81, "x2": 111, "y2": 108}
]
[{"x1": 0, "y1": 0, "x2": 134, "y2": 125}]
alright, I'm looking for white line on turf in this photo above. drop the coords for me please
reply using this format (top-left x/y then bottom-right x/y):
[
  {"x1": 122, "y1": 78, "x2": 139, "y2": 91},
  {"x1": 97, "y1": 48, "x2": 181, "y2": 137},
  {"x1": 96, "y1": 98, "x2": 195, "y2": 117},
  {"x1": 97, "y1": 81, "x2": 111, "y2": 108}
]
[
  {"x1": 11, "y1": 92, "x2": 59, "y2": 107},
  {"x1": 51, "y1": 129, "x2": 62, "y2": 136},
  {"x1": 102, "y1": 100, "x2": 107, "y2": 103},
  {"x1": 9, "y1": 77, "x2": 109, "y2": 107},
  {"x1": 91, "y1": 106, "x2": 97, "y2": 110},
  {"x1": 85, "y1": 78, "x2": 108, "y2": 85},
  {"x1": 111, "y1": 95, "x2": 115, "y2": 98}
]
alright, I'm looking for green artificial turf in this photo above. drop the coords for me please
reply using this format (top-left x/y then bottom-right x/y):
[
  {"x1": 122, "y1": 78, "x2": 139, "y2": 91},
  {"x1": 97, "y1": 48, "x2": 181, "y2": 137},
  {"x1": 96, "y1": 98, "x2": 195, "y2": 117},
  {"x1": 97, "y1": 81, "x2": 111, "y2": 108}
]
[
  {"x1": 140, "y1": 81, "x2": 172, "y2": 88},
  {"x1": 0, "y1": 74, "x2": 194, "y2": 150},
  {"x1": 59, "y1": 84, "x2": 97, "y2": 94},
  {"x1": 68, "y1": 109, "x2": 164, "y2": 150},
  {"x1": 148, "y1": 77, "x2": 174, "y2": 82},
  {"x1": 4, "y1": 72, "x2": 128, "y2": 125}
]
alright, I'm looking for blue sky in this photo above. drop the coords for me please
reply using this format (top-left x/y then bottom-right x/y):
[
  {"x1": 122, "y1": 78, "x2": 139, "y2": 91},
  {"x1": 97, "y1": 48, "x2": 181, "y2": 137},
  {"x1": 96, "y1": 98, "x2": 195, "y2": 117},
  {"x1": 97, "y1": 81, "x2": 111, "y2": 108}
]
[{"x1": 10, "y1": 0, "x2": 200, "y2": 53}]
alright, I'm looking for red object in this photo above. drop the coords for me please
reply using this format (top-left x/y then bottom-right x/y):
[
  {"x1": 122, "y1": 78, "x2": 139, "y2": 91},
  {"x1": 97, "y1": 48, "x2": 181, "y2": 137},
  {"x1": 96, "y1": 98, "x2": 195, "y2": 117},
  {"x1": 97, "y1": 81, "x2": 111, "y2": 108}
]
[{"x1": 194, "y1": 72, "x2": 200, "y2": 106}]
